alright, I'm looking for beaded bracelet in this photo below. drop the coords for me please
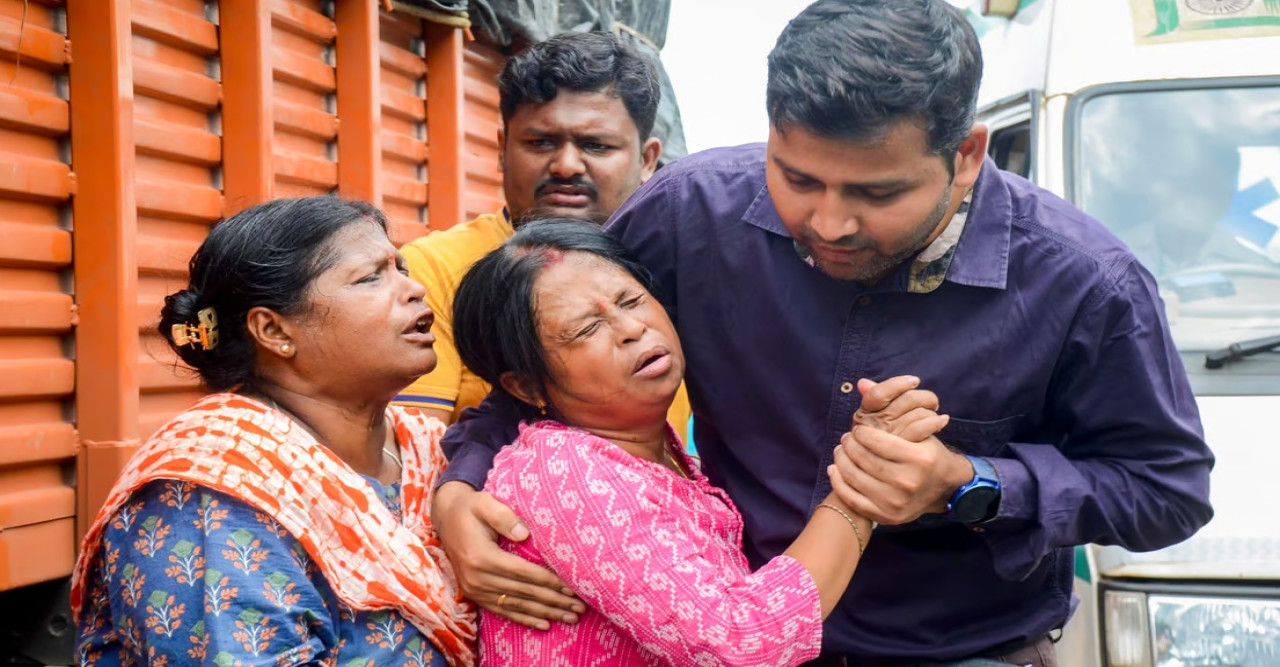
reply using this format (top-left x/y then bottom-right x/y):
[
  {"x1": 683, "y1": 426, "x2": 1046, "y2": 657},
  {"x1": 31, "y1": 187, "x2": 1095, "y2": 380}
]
[{"x1": 818, "y1": 503, "x2": 868, "y2": 555}]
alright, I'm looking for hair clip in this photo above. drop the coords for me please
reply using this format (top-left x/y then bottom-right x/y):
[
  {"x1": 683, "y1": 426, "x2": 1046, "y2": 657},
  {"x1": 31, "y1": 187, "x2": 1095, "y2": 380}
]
[{"x1": 171, "y1": 307, "x2": 219, "y2": 351}]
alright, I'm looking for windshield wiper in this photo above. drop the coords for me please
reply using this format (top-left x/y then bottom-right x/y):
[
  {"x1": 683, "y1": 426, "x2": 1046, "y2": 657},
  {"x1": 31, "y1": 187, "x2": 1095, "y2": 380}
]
[{"x1": 1204, "y1": 334, "x2": 1280, "y2": 369}]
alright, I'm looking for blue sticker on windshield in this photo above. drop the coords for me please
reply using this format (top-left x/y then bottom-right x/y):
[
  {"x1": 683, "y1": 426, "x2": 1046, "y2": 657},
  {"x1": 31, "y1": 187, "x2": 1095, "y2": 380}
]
[{"x1": 1221, "y1": 178, "x2": 1280, "y2": 249}]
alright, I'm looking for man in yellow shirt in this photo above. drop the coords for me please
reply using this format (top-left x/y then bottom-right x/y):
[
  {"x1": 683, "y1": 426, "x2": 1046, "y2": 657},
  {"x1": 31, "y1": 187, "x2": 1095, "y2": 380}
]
[{"x1": 396, "y1": 31, "x2": 691, "y2": 436}]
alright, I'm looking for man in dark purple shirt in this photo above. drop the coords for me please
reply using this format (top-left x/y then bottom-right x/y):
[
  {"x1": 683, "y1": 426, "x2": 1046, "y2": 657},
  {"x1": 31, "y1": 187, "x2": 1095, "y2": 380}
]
[{"x1": 431, "y1": 1, "x2": 1214, "y2": 664}]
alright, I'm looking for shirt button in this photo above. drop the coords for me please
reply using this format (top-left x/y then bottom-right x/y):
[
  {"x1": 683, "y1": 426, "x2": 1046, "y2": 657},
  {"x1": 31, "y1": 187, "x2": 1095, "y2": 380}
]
[
  {"x1": 857, "y1": 295, "x2": 872, "y2": 307},
  {"x1": 839, "y1": 381, "x2": 854, "y2": 394}
]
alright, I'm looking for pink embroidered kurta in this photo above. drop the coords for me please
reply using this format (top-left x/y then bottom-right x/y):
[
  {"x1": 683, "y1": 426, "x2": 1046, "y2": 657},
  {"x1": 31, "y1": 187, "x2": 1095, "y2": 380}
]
[{"x1": 480, "y1": 421, "x2": 822, "y2": 666}]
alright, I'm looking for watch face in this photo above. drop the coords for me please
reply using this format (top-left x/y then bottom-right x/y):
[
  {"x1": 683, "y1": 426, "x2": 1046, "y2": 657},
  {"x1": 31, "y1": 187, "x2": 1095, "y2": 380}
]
[{"x1": 953, "y1": 485, "x2": 1000, "y2": 524}]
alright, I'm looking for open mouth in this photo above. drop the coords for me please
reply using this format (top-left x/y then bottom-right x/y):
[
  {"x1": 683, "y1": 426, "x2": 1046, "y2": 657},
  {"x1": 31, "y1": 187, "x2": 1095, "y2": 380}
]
[
  {"x1": 633, "y1": 346, "x2": 672, "y2": 376},
  {"x1": 403, "y1": 310, "x2": 435, "y2": 344},
  {"x1": 408, "y1": 312, "x2": 432, "y2": 334}
]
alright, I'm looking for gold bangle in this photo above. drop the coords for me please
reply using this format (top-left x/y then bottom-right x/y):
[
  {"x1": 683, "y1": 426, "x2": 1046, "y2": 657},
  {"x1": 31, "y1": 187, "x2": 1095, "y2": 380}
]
[{"x1": 818, "y1": 503, "x2": 868, "y2": 555}]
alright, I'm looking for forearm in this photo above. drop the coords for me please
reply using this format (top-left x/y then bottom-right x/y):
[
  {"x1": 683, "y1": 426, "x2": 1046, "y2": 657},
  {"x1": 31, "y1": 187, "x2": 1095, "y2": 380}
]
[
  {"x1": 984, "y1": 437, "x2": 1213, "y2": 580},
  {"x1": 438, "y1": 392, "x2": 522, "y2": 489},
  {"x1": 783, "y1": 493, "x2": 871, "y2": 617},
  {"x1": 438, "y1": 441, "x2": 499, "y2": 489},
  {"x1": 981, "y1": 261, "x2": 1214, "y2": 578}
]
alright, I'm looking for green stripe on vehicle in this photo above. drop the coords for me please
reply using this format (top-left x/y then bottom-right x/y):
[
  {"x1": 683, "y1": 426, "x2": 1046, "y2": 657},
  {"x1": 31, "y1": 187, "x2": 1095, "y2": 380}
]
[{"x1": 1074, "y1": 546, "x2": 1092, "y2": 583}]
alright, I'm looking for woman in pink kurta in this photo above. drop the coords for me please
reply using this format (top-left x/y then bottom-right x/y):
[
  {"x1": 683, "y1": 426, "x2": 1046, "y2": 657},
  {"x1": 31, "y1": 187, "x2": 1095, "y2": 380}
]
[
  {"x1": 483, "y1": 421, "x2": 821, "y2": 665},
  {"x1": 451, "y1": 220, "x2": 924, "y2": 666}
]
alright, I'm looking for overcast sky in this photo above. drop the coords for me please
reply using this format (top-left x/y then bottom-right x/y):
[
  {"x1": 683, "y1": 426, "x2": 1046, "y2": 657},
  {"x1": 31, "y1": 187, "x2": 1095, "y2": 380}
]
[{"x1": 662, "y1": 0, "x2": 815, "y2": 155}]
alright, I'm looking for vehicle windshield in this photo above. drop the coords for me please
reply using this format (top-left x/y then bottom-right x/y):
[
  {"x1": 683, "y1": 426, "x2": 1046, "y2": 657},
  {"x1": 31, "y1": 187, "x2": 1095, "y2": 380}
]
[{"x1": 1075, "y1": 85, "x2": 1280, "y2": 353}]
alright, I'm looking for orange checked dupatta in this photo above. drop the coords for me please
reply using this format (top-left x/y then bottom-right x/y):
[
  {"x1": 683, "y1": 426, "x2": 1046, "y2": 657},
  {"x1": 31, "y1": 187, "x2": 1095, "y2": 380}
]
[{"x1": 70, "y1": 393, "x2": 477, "y2": 666}]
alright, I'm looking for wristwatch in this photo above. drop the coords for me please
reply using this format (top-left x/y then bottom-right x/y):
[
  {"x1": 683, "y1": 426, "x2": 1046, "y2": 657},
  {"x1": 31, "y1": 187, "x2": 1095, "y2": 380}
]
[{"x1": 946, "y1": 455, "x2": 1001, "y2": 524}]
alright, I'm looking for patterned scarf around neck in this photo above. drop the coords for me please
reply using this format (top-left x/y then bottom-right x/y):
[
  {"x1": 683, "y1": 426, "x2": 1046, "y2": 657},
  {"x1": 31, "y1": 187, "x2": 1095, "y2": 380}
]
[{"x1": 70, "y1": 393, "x2": 476, "y2": 666}]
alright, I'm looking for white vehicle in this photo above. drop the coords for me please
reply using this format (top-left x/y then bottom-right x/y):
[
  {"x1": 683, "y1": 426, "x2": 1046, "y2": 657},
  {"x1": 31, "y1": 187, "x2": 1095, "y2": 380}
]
[{"x1": 957, "y1": 0, "x2": 1280, "y2": 665}]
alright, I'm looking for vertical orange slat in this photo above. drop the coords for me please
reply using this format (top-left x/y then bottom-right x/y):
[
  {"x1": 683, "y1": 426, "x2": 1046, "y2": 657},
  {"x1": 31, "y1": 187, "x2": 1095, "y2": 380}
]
[
  {"x1": 0, "y1": 0, "x2": 78, "y2": 590},
  {"x1": 461, "y1": 40, "x2": 504, "y2": 219},
  {"x1": 424, "y1": 22, "x2": 464, "y2": 230},
  {"x1": 335, "y1": 0, "x2": 381, "y2": 204},
  {"x1": 66, "y1": 0, "x2": 140, "y2": 538},
  {"x1": 221, "y1": 0, "x2": 274, "y2": 214},
  {"x1": 378, "y1": 12, "x2": 429, "y2": 243},
  {"x1": 130, "y1": 1, "x2": 225, "y2": 441}
]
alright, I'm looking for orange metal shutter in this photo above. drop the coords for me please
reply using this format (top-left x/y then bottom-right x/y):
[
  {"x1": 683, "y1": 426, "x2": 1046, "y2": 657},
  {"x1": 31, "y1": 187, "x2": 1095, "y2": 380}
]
[
  {"x1": 0, "y1": 0, "x2": 78, "y2": 590},
  {"x1": 272, "y1": 0, "x2": 338, "y2": 197},
  {"x1": 461, "y1": 39, "x2": 503, "y2": 220},
  {"x1": 131, "y1": 0, "x2": 223, "y2": 438},
  {"x1": 379, "y1": 11, "x2": 429, "y2": 245}
]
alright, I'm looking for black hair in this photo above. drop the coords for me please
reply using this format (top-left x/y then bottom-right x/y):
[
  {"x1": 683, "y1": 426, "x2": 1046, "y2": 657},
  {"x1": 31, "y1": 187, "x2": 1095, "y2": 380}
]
[
  {"x1": 158, "y1": 196, "x2": 388, "y2": 392},
  {"x1": 766, "y1": 0, "x2": 983, "y2": 171},
  {"x1": 498, "y1": 30, "x2": 661, "y2": 140},
  {"x1": 453, "y1": 218, "x2": 655, "y2": 420}
]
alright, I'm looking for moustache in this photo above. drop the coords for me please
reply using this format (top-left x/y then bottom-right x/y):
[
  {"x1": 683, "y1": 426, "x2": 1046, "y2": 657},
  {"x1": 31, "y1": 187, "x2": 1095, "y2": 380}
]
[{"x1": 536, "y1": 179, "x2": 598, "y2": 200}]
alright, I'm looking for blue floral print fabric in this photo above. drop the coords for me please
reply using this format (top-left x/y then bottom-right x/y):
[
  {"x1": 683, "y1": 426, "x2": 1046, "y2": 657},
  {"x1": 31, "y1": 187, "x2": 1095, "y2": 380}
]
[{"x1": 76, "y1": 478, "x2": 448, "y2": 667}]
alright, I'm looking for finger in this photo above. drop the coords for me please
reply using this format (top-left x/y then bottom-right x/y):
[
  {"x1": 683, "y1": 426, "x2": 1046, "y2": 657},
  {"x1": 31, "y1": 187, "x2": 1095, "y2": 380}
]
[
  {"x1": 483, "y1": 587, "x2": 583, "y2": 624},
  {"x1": 851, "y1": 424, "x2": 920, "y2": 464},
  {"x1": 479, "y1": 602, "x2": 553, "y2": 631},
  {"x1": 833, "y1": 445, "x2": 900, "y2": 510},
  {"x1": 857, "y1": 375, "x2": 920, "y2": 413},
  {"x1": 827, "y1": 465, "x2": 892, "y2": 524},
  {"x1": 473, "y1": 492, "x2": 532, "y2": 541},
  {"x1": 471, "y1": 551, "x2": 580, "y2": 608},
  {"x1": 828, "y1": 459, "x2": 879, "y2": 525},
  {"x1": 863, "y1": 389, "x2": 940, "y2": 425},
  {"x1": 828, "y1": 458, "x2": 857, "y2": 497},
  {"x1": 474, "y1": 575, "x2": 584, "y2": 616},
  {"x1": 853, "y1": 396, "x2": 943, "y2": 437},
  {"x1": 831, "y1": 440, "x2": 863, "y2": 486},
  {"x1": 899, "y1": 413, "x2": 951, "y2": 443},
  {"x1": 835, "y1": 437, "x2": 890, "y2": 486}
]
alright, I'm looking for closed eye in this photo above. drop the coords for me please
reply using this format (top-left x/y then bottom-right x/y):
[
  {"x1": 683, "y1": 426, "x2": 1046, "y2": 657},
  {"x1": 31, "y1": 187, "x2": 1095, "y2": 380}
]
[
  {"x1": 784, "y1": 173, "x2": 822, "y2": 191},
  {"x1": 574, "y1": 321, "x2": 602, "y2": 339},
  {"x1": 863, "y1": 190, "x2": 902, "y2": 203}
]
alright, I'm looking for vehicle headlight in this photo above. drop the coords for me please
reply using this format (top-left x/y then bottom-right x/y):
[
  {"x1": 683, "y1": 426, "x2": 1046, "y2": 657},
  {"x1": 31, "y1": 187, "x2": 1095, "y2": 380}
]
[
  {"x1": 1103, "y1": 589, "x2": 1280, "y2": 666},
  {"x1": 1149, "y1": 595, "x2": 1280, "y2": 666},
  {"x1": 1105, "y1": 590, "x2": 1152, "y2": 667}
]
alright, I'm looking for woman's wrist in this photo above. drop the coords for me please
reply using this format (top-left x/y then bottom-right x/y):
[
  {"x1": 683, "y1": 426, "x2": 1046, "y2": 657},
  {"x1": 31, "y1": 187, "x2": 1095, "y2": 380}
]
[
  {"x1": 820, "y1": 492, "x2": 855, "y2": 515},
  {"x1": 816, "y1": 502, "x2": 868, "y2": 555}
]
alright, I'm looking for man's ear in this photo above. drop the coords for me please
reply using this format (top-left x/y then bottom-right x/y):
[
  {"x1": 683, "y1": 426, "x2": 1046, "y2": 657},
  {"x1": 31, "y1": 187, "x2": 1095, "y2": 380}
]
[
  {"x1": 639, "y1": 137, "x2": 662, "y2": 183},
  {"x1": 499, "y1": 371, "x2": 540, "y2": 407},
  {"x1": 497, "y1": 126, "x2": 507, "y2": 174},
  {"x1": 246, "y1": 307, "x2": 296, "y2": 359},
  {"x1": 952, "y1": 124, "x2": 989, "y2": 190}
]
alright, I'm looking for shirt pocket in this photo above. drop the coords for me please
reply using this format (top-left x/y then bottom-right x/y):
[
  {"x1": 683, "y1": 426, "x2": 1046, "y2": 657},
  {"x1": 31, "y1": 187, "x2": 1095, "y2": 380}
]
[{"x1": 939, "y1": 415, "x2": 1025, "y2": 457}]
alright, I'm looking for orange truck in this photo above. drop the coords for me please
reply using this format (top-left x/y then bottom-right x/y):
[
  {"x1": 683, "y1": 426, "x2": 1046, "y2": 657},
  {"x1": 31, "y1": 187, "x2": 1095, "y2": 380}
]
[{"x1": 0, "y1": 1, "x2": 508, "y2": 661}]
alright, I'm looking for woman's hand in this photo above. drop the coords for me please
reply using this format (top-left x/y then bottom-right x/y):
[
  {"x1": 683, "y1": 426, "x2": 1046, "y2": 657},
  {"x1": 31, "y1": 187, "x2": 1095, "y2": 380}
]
[
  {"x1": 432, "y1": 481, "x2": 586, "y2": 629},
  {"x1": 852, "y1": 376, "x2": 949, "y2": 442},
  {"x1": 834, "y1": 375, "x2": 970, "y2": 525}
]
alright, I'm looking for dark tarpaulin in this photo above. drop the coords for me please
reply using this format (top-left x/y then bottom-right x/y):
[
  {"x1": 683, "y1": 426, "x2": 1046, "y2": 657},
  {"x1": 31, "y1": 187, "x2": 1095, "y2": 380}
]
[
  {"x1": 393, "y1": 0, "x2": 471, "y2": 27},
  {"x1": 463, "y1": 0, "x2": 688, "y2": 164}
]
